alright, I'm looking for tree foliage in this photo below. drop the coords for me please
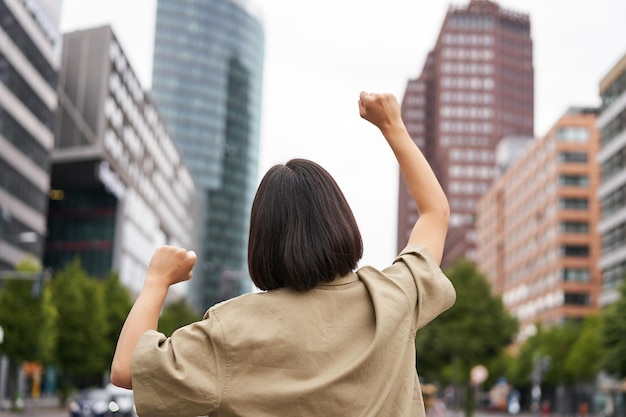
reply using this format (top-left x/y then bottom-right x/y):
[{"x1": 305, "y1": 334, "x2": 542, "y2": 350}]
[
  {"x1": 50, "y1": 259, "x2": 109, "y2": 382},
  {"x1": 158, "y1": 297, "x2": 201, "y2": 336},
  {"x1": 0, "y1": 257, "x2": 57, "y2": 363},
  {"x1": 415, "y1": 259, "x2": 518, "y2": 382},
  {"x1": 602, "y1": 278, "x2": 626, "y2": 378},
  {"x1": 565, "y1": 314, "x2": 604, "y2": 382}
]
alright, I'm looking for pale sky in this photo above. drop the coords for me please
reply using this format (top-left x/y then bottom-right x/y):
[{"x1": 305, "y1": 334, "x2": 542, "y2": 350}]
[{"x1": 60, "y1": 0, "x2": 626, "y2": 269}]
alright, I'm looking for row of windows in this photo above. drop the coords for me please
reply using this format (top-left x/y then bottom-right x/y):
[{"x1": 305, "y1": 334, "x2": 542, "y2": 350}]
[
  {"x1": 0, "y1": 157, "x2": 47, "y2": 213},
  {"x1": 441, "y1": 47, "x2": 494, "y2": 61},
  {"x1": 447, "y1": 14, "x2": 495, "y2": 30},
  {"x1": 0, "y1": 53, "x2": 53, "y2": 128},
  {"x1": 558, "y1": 174, "x2": 588, "y2": 187},
  {"x1": 602, "y1": 221, "x2": 626, "y2": 253},
  {"x1": 441, "y1": 91, "x2": 494, "y2": 104},
  {"x1": 0, "y1": 214, "x2": 44, "y2": 258},
  {"x1": 600, "y1": 106, "x2": 626, "y2": 146},
  {"x1": 602, "y1": 183, "x2": 626, "y2": 217},
  {"x1": 441, "y1": 76, "x2": 494, "y2": 90},
  {"x1": 442, "y1": 33, "x2": 494, "y2": 46},
  {"x1": 560, "y1": 221, "x2": 589, "y2": 234},
  {"x1": 564, "y1": 292, "x2": 590, "y2": 306},
  {"x1": 441, "y1": 62, "x2": 494, "y2": 75},
  {"x1": 0, "y1": 105, "x2": 50, "y2": 169},
  {"x1": 562, "y1": 268, "x2": 591, "y2": 283},
  {"x1": 556, "y1": 126, "x2": 590, "y2": 143},
  {"x1": 558, "y1": 151, "x2": 588, "y2": 163},
  {"x1": 449, "y1": 148, "x2": 494, "y2": 162},
  {"x1": 440, "y1": 120, "x2": 493, "y2": 133},
  {"x1": 0, "y1": 1, "x2": 57, "y2": 88},
  {"x1": 561, "y1": 245, "x2": 589, "y2": 257},
  {"x1": 600, "y1": 144, "x2": 626, "y2": 181},
  {"x1": 448, "y1": 180, "x2": 490, "y2": 195},
  {"x1": 441, "y1": 106, "x2": 493, "y2": 119},
  {"x1": 602, "y1": 261, "x2": 626, "y2": 291},
  {"x1": 441, "y1": 135, "x2": 491, "y2": 147},
  {"x1": 449, "y1": 164, "x2": 497, "y2": 179},
  {"x1": 559, "y1": 197, "x2": 588, "y2": 210},
  {"x1": 600, "y1": 67, "x2": 626, "y2": 111}
]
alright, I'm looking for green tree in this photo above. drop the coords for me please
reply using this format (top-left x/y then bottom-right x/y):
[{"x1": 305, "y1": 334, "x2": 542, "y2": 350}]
[
  {"x1": 51, "y1": 259, "x2": 109, "y2": 395},
  {"x1": 565, "y1": 315, "x2": 604, "y2": 382},
  {"x1": 602, "y1": 278, "x2": 626, "y2": 378},
  {"x1": 0, "y1": 257, "x2": 57, "y2": 404},
  {"x1": 507, "y1": 328, "x2": 541, "y2": 387},
  {"x1": 415, "y1": 259, "x2": 518, "y2": 417},
  {"x1": 101, "y1": 272, "x2": 133, "y2": 367},
  {"x1": 158, "y1": 298, "x2": 201, "y2": 336}
]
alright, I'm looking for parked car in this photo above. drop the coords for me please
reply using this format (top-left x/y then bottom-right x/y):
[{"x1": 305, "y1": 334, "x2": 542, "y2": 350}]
[{"x1": 68, "y1": 385, "x2": 136, "y2": 417}]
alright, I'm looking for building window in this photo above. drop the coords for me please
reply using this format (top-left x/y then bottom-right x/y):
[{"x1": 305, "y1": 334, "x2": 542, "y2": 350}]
[
  {"x1": 558, "y1": 151, "x2": 588, "y2": 163},
  {"x1": 556, "y1": 127, "x2": 589, "y2": 143},
  {"x1": 561, "y1": 245, "x2": 589, "y2": 257},
  {"x1": 558, "y1": 198, "x2": 588, "y2": 210},
  {"x1": 601, "y1": 184, "x2": 626, "y2": 217},
  {"x1": 562, "y1": 268, "x2": 590, "y2": 283},
  {"x1": 558, "y1": 175, "x2": 588, "y2": 187},
  {"x1": 564, "y1": 292, "x2": 590, "y2": 306},
  {"x1": 559, "y1": 221, "x2": 589, "y2": 234}
]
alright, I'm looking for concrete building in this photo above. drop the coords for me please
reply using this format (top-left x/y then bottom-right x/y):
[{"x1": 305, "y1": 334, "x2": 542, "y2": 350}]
[
  {"x1": 45, "y1": 26, "x2": 197, "y2": 295},
  {"x1": 151, "y1": 0, "x2": 265, "y2": 310},
  {"x1": 597, "y1": 52, "x2": 626, "y2": 306},
  {"x1": 476, "y1": 107, "x2": 601, "y2": 340},
  {"x1": 399, "y1": 0, "x2": 534, "y2": 268},
  {"x1": 0, "y1": 0, "x2": 62, "y2": 269}
]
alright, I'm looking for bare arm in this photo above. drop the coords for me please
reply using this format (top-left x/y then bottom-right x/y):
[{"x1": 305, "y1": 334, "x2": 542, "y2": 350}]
[
  {"x1": 359, "y1": 92, "x2": 449, "y2": 264},
  {"x1": 110, "y1": 246, "x2": 197, "y2": 389}
]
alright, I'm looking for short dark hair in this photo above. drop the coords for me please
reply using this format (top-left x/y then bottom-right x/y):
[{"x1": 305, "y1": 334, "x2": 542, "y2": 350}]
[{"x1": 248, "y1": 159, "x2": 363, "y2": 291}]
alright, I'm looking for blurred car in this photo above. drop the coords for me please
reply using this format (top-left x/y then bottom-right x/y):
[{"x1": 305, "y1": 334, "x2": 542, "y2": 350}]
[{"x1": 68, "y1": 385, "x2": 136, "y2": 417}]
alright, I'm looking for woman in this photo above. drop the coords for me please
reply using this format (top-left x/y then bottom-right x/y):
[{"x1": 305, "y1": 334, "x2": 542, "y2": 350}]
[{"x1": 110, "y1": 92, "x2": 456, "y2": 416}]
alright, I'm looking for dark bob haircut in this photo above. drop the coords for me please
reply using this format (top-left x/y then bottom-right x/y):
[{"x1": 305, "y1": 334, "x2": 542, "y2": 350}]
[{"x1": 248, "y1": 159, "x2": 363, "y2": 291}]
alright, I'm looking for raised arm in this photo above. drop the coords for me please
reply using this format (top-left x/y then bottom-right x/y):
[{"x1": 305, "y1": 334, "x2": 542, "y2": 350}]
[
  {"x1": 110, "y1": 246, "x2": 197, "y2": 389},
  {"x1": 359, "y1": 92, "x2": 449, "y2": 264}
]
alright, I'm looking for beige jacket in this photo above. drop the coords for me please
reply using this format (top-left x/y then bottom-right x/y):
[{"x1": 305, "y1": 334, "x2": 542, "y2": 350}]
[{"x1": 131, "y1": 244, "x2": 456, "y2": 417}]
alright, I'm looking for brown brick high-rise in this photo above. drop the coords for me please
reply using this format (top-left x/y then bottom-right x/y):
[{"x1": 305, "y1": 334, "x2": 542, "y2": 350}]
[{"x1": 399, "y1": 0, "x2": 533, "y2": 268}]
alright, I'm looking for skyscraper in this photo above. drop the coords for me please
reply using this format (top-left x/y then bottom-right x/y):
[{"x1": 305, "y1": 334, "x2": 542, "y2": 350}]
[
  {"x1": 151, "y1": 0, "x2": 265, "y2": 310},
  {"x1": 0, "y1": 0, "x2": 62, "y2": 269},
  {"x1": 399, "y1": 0, "x2": 533, "y2": 268},
  {"x1": 47, "y1": 26, "x2": 197, "y2": 295}
]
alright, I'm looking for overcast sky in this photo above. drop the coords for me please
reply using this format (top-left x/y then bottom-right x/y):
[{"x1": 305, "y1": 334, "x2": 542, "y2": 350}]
[{"x1": 60, "y1": 0, "x2": 626, "y2": 269}]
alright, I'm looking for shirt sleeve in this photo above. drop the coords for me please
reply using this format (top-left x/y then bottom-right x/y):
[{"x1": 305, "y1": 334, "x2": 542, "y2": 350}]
[
  {"x1": 131, "y1": 312, "x2": 225, "y2": 417},
  {"x1": 383, "y1": 244, "x2": 456, "y2": 331}
]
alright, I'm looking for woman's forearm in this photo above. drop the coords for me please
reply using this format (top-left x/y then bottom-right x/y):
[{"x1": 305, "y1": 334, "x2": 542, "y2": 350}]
[{"x1": 110, "y1": 280, "x2": 169, "y2": 389}]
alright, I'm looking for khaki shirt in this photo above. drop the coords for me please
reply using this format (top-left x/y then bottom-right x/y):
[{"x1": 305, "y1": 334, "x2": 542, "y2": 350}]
[{"x1": 131, "y1": 244, "x2": 456, "y2": 417}]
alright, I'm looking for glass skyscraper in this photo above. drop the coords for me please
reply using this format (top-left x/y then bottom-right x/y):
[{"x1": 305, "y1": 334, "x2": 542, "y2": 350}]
[{"x1": 151, "y1": 0, "x2": 264, "y2": 311}]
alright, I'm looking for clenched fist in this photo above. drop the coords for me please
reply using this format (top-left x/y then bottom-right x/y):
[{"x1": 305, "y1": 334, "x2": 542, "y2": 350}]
[
  {"x1": 145, "y1": 245, "x2": 197, "y2": 287},
  {"x1": 358, "y1": 92, "x2": 403, "y2": 134}
]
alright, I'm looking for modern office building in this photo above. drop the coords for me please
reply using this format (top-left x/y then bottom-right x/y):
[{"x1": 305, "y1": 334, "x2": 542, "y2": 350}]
[
  {"x1": 0, "y1": 0, "x2": 62, "y2": 270},
  {"x1": 399, "y1": 0, "x2": 534, "y2": 268},
  {"x1": 151, "y1": 0, "x2": 265, "y2": 310},
  {"x1": 476, "y1": 107, "x2": 601, "y2": 340},
  {"x1": 46, "y1": 26, "x2": 197, "y2": 295},
  {"x1": 597, "y1": 52, "x2": 626, "y2": 306}
]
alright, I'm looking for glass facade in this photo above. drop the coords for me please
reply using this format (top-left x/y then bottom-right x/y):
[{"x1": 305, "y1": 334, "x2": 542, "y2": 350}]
[
  {"x1": 48, "y1": 26, "x2": 197, "y2": 295},
  {"x1": 597, "y1": 54, "x2": 626, "y2": 304},
  {"x1": 0, "y1": 0, "x2": 61, "y2": 269},
  {"x1": 152, "y1": 0, "x2": 264, "y2": 310}
]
